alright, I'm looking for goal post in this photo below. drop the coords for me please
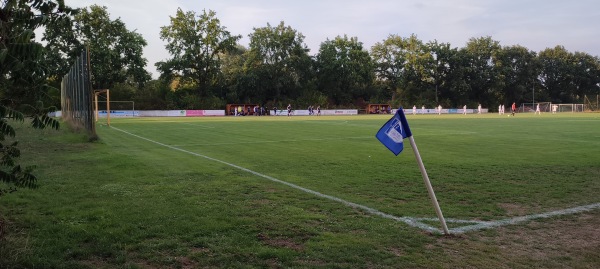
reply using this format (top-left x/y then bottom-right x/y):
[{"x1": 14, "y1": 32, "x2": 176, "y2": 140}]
[
  {"x1": 94, "y1": 89, "x2": 110, "y2": 125},
  {"x1": 519, "y1": 102, "x2": 552, "y2": 113}
]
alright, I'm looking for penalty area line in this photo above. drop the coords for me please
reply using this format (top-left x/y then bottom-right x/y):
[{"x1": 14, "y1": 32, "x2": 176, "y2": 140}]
[{"x1": 110, "y1": 126, "x2": 442, "y2": 234}]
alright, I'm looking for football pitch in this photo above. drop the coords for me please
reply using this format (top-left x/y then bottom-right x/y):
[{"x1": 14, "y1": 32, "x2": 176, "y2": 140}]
[
  {"x1": 2, "y1": 113, "x2": 599, "y2": 268},
  {"x1": 106, "y1": 113, "x2": 600, "y2": 234}
]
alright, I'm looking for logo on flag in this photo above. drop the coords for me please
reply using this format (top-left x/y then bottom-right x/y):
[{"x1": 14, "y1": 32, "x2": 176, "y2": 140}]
[{"x1": 376, "y1": 107, "x2": 412, "y2": 155}]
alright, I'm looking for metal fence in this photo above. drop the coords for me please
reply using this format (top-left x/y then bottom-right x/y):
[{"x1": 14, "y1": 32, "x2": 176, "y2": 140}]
[{"x1": 61, "y1": 48, "x2": 96, "y2": 138}]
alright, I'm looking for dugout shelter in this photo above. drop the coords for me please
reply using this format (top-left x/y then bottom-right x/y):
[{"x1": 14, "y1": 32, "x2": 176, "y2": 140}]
[
  {"x1": 226, "y1": 104, "x2": 259, "y2": 116},
  {"x1": 367, "y1": 104, "x2": 392, "y2": 114}
]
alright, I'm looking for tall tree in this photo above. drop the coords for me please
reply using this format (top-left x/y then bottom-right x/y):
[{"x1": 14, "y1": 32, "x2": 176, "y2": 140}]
[
  {"x1": 422, "y1": 40, "x2": 459, "y2": 106},
  {"x1": 539, "y1": 47, "x2": 600, "y2": 103},
  {"x1": 371, "y1": 34, "x2": 429, "y2": 105},
  {"x1": 461, "y1": 36, "x2": 502, "y2": 107},
  {"x1": 495, "y1": 45, "x2": 539, "y2": 105},
  {"x1": 158, "y1": 8, "x2": 240, "y2": 97},
  {"x1": 244, "y1": 21, "x2": 313, "y2": 104},
  {"x1": 44, "y1": 5, "x2": 150, "y2": 90},
  {"x1": 218, "y1": 44, "x2": 247, "y2": 103},
  {"x1": 371, "y1": 34, "x2": 408, "y2": 102},
  {"x1": 538, "y1": 46, "x2": 576, "y2": 103},
  {"x1": 316, "y1": 35, "x2": 373, "y2": 106},
  {"x1": 570, "y1": 51, "x2": 600, "y2": 99}
]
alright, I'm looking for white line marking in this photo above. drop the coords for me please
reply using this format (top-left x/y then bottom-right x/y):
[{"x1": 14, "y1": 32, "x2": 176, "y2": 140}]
[
  {"x1": 449, "y1": 203, "x2": 600, "y2": 234},
  {"x1": 110, "y1": 126, "x2": 441, "y2": 234},
  {"x1": 110, "y1": 126, "x2": 600, "y2": 234}
]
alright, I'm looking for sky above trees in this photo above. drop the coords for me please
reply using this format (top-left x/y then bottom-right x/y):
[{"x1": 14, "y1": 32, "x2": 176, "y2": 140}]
[{"x1": 63, "y1": 0, "x2": 600, "y2": 78}]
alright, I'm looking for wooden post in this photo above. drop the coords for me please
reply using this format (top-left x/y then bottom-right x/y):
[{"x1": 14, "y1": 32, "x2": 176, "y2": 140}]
[
  {"x1": 408, "y1": 136, "x2": 450, "y2": 234},
  {"x1": 94, "y1": 92, "x2": 98, "y2": 122}
]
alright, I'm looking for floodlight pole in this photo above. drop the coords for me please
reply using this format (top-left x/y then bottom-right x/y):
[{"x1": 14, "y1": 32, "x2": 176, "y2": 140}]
[{"x1": 408, "y1": 136, "x2": 450, "y2": 235}]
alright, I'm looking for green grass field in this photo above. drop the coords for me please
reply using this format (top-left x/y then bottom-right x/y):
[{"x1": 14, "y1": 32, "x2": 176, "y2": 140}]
[{"x1": 1, "y1": 113, "x2": 599, "y2": 268}]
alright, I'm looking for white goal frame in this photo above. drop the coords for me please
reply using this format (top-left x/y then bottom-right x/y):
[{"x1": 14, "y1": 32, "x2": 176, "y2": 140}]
[
  {"x1": 556, "y1": 104, "x2": 584, "y2": 113},
  {"x1": 519, "y1": 102, "x2": 552, "y2": 113}
]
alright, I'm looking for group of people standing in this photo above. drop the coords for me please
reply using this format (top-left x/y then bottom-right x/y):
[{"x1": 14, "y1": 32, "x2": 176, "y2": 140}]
[
  {"x1": 307, "y1": 105, "x2": 321, "y2": 116},
  {"x1": 408, "y1": 102, "x2": 519, "y2": 116},
  {"x1": 460, "y1": 104, "x2": 482, "y2": 115},
  {"x1": 271, "y1": 104, "x2": 321, "y2": 117},
  {"x1": 407, "y1": 103, "x2": 505, "y2": 115},
  {"x1": 498, "y1": 102, "x2": 517, "y2": 116},
  {"x1": 232, "y1": 105, "x2": 270, "y2": 116}
]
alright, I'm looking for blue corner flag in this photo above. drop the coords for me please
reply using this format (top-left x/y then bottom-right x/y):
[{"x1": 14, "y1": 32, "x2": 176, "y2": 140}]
[{"x1": 376, "y1": 107, "x2": 413, "y2": 155}]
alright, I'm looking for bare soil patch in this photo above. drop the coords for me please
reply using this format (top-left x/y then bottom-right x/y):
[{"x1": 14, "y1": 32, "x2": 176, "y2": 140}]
[{"x1": 436, "y1": 211, "x2": 600, "y2": 268}]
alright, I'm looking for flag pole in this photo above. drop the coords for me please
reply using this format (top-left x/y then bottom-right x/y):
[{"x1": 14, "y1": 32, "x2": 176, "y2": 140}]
[{"x1": 407, "y1": 136, "x2": 450, "y2": 235}]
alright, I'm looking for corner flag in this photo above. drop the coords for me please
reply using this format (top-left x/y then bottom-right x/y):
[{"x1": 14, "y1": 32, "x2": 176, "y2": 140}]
[
  {"x1": 376, "y1": 107, "x2": 412, "y2": 155},
  {"x1": 375, "y1": 107, "x2": 450, "y2": 234}
]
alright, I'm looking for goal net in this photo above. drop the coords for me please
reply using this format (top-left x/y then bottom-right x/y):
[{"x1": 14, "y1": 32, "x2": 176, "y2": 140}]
[
  {"x1": 555, "y1": 104, "x2": 584, "y2": 113},
  {"x1": 96, "y1": 101, "x2": 137, "y2": 118},
  {"x1": 93, "y1": 89, "x2": 136, "y2": 125},
  {"x1": 94, "y1": 99, "x2": 137, "y2": 126},
  {"x1": 519, "y1": 102, "x2": 552, "y2": 113}
]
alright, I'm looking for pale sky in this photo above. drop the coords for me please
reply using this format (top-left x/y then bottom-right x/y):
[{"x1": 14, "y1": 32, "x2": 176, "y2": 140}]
[{"x1": 65, "y1": 0, "x2": 600, "y2": 78}]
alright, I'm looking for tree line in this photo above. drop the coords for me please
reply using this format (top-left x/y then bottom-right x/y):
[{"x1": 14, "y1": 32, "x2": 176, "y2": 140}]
[{"x1": 8, "y1": 2, "x2": 600, "y2": 113}]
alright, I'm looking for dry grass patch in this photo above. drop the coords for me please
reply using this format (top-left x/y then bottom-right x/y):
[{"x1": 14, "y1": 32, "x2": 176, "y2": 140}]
[{"x1": 435, "y1": 211, "x2": 600, "y2": 269}]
